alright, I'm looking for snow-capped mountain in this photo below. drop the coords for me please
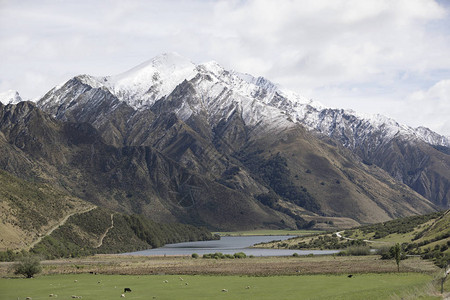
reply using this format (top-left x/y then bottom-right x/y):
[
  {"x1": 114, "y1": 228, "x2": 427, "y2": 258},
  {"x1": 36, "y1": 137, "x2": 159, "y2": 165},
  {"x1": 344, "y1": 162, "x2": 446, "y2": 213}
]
[
  {"x1": 0, "y1": 90, "x2": 23, "y2": 105},
  {"x1": 39, "y1": 52, "x2": 449, "y2": 148},
  {"x1": 35, "y1": 53, "x2": 450, "y2": 210}
]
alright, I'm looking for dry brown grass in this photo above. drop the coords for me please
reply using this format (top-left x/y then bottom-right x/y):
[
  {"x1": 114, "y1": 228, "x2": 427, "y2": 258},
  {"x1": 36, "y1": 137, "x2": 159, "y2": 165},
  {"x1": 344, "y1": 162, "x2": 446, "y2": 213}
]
[{"x1": 0, "y1": 254, "x2": 439, "y2": 278}]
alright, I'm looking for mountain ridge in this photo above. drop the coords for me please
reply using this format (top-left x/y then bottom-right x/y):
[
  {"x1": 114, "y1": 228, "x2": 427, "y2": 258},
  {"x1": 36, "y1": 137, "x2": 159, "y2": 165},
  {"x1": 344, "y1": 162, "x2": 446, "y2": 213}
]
[
  {"x1": 38, "y1": 53, "x2": 450, "y2": 146},
  {"x1": 1, "y1": 53, "x2": 447, "y2": 235},
  {"x1": 34, "y1": 53, "x2": 450, "y2": 209}
]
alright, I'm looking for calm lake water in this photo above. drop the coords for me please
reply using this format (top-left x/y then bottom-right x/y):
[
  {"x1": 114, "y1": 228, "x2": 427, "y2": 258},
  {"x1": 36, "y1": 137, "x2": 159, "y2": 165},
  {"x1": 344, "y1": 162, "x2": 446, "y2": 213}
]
[{"x1": 123, "y1": 236, "x2": 339, "y2": 257}]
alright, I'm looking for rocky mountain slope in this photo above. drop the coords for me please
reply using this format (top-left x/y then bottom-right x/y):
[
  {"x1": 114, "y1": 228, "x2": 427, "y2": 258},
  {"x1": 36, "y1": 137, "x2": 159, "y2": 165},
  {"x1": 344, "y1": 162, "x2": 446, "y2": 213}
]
[
  {"x1": 37, "y1": 53, "x2": 449, "y2": 209},
  {"x1": 0, "y1": 101, "x2": 287, "y2": 231},
  {"x1": 293, "y1": 106, "x2": 450, "y2": 208},
  {"x1": 1, "y1": 53, "x2": 446, "y2": 233},
  {"x1": 0, "y1": 100, "x2": 433, "y2": 232}
]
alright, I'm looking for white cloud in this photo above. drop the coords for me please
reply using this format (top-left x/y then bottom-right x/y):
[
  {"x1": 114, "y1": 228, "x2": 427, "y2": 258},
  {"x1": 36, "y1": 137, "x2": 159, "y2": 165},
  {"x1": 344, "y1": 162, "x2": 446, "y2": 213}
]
[
  {"x1": 0, "y1": 0, "x2": 449, "y2": 135},
  {"x1": 403, "y1": 79, "x2": 450, "y2": 136}
]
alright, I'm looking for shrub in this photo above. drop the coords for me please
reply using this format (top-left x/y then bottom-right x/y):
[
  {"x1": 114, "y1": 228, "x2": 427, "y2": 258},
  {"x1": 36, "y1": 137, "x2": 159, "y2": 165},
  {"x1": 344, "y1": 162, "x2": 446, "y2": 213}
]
[
  {"x1": 0, "y1": 249, "x2": 25, "y2": 262},
  {"x1": 13, "y1": 256, "x2": 42, "y2": 278},
  {"x1": 292, "y1": 253, "x2": 299, "y2": 257},
  {"x1": 191, "y1": 253, "x2": 199, "y2": 259},
  {"x1": 213, "y1": 252, "x2": 225, "y2": 259},
  {"x1": 340, "y1": 245, "x2": 371, "y2": 256},
  {"x1": 377, "y1": 246, "x2": 393, "y2": 259},
  {"x1": 202, "y1": 252, "x2": 247, "y2": 259},
  {"x1": 233, "y1": 252, "x2": 247, "y2": 259}
]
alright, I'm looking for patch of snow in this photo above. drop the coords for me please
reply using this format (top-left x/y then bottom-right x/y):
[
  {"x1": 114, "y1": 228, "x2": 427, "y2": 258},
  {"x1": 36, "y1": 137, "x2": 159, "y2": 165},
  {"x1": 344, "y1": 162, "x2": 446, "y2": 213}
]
[
  {"x1": 101, "y1": 52, "x2": 198, "y2": 109},
  {"x1": 0, "y1": 90, "x2": 23, "y2": 105}
]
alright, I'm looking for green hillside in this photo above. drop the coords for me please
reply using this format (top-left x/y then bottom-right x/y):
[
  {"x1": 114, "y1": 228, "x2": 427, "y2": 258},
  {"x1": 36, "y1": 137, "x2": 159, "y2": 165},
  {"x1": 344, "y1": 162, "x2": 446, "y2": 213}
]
[
  {"x1": 0, "y1": 169, "x2": 92, "y2": 251},
  {"x1": 30, "y1": 207, "x2": 216, "y2": 259},
  {"x1": 258, "y1": 210, "x2": 450, "y2": 266},
  {"x1": 0, "y1": 168, "x2": 217, "y2": 260},
  {"x1": 342, "y1": 210, "x2": 450, "y2": 255}
]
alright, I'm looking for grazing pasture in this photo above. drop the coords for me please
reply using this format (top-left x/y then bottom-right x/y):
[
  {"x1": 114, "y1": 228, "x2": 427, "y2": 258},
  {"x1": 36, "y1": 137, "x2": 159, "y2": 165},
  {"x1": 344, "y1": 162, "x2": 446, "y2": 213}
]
[{"x1": 0, "y1": 273, "x2": 437, "y2": 300}]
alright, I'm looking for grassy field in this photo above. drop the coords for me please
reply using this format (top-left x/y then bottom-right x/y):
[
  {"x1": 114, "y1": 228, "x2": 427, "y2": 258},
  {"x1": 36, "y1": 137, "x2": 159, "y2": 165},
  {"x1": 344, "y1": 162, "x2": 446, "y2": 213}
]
[
  {"x1": 1, "y1": 255, "x2": 446, "y2": 299},
  {"x1": 0, "y1": 273, "x2": 439, "y2": 300},
  {"x1": 216, "y1": 229, "x2": 321, "y2": 236},
  {"x1": 0, "y1": 255, "x2": 439, "y2": 277}
]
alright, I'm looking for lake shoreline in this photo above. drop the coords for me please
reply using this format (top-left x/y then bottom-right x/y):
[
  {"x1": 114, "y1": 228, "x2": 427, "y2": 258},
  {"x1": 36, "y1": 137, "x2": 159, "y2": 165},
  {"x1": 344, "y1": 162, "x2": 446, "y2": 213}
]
[{"x1": 123, "y1": 235, "x2": 339, "y2": 257}]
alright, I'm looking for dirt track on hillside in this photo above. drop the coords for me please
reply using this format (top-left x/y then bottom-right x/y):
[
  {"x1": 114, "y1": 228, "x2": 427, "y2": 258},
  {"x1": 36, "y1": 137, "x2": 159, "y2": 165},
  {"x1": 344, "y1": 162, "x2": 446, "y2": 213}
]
[{"x1": 27, "y1": 206, "x2": 96, "y2": 250}]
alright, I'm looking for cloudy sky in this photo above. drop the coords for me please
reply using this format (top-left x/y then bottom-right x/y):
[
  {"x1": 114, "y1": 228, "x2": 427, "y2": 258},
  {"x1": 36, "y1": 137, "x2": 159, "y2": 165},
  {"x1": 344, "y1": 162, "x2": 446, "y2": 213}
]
[{"x1": 1, "y1": 0, "x2": 450, "y2": 136}]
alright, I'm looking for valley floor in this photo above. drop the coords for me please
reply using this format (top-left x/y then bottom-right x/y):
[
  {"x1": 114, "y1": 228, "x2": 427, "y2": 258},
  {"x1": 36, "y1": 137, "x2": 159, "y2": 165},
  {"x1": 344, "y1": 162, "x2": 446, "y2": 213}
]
[
  {"x1": 0, "y1": 254, "x2": 439, "y2": 276},
  {"x1": 1, "y1": 255, "x2": 448, "y2": 299},
  {"x1": 0, "y1": 272, "x2": 442, "y2": 300}
]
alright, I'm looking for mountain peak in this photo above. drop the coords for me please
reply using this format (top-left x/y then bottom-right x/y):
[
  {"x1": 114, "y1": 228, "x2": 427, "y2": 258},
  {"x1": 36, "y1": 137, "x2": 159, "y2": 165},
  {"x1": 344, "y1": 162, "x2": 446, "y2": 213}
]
[
  {"x1": 108, "y1": 52, "x2": 195, "y2": 83},
  {"x1": 0, "y1": 90, "x2": 23, "y2": 105},
  {"x1": 35, "y1": 53, "x2": 449, "y2": 147},
  {"x1": 100, "y1": 52, "x2": 197, "y2": 108},
  {"x1": 151, "y1": 52, "x2": 193, "y2": 67},
  {"x1": 30, "y1": 53, "x2": 450, "y2": 216},
  {"x1": 197, "y1": 60, "x2": 224, "y2": 75}
]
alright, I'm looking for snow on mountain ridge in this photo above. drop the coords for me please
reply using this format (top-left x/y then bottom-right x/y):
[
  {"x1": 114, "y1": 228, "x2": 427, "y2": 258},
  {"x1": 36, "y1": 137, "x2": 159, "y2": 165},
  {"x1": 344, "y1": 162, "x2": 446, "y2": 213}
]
[
  {"x1": 100, "y1": 52, "x2": 198, "y2": 108},
  {"x1": 0, "y1": 90, "x2": 23, "y2": 105},
  {"x1": 190, "y1": 61, "x2": 294, "y2": 132},
  {"x1": 35, "y1": 53, "x2": 450, "y2": 148}
]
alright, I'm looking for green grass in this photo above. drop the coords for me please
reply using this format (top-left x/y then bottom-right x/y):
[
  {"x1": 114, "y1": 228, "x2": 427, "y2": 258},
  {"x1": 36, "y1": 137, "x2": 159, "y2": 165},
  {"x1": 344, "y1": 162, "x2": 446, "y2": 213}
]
[
  {"x1": 0, "y1": 273, "x2": 437, "y2": 300},
  {"x1": 344, "y1": 229, "x2": 417, "y2": 245},
  {"x1": 216, "y1": 229, "x2": 321, "y2": 236},
  {"x1": 372, "y1": 232, "x2": 417, "y2": 244}
]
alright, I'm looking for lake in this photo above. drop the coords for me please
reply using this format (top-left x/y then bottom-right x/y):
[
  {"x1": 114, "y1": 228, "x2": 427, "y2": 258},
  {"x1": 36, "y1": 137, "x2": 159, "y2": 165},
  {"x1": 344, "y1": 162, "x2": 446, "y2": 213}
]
[{"x1": 123, "y1": 235, "x2": 339, "y2": 256}]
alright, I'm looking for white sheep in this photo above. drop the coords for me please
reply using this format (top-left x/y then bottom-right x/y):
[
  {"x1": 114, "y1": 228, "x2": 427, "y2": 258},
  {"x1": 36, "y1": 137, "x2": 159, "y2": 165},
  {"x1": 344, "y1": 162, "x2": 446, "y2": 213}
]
[{"x1": 120, "y1": 294, "x2": 125, "y2": 298}]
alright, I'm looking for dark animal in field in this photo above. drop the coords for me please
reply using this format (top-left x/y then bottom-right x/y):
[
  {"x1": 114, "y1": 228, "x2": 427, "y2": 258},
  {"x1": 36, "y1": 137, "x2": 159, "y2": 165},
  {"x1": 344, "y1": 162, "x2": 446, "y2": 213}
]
[
  {"x1": 347, "y1": 274, "x2": 353, "y2": 278},
  {"x1": 124, "y1": 288, "x2": 132, "y2": 293}
]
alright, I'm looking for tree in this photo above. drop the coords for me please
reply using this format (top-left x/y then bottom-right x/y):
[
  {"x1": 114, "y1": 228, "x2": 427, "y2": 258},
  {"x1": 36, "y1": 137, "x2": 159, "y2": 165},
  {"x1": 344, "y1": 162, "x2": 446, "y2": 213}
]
[
  {"x1": 13, "y1": 256, "x2": 42, "y2": 278},
  {"x1": 390, "y1": 243, "x2": 402, "y2": 272},
  {"x1": 435, "y1": 254, "x2": 450, "y2": 294}
]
